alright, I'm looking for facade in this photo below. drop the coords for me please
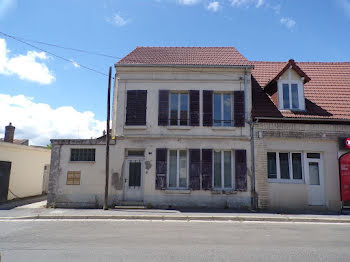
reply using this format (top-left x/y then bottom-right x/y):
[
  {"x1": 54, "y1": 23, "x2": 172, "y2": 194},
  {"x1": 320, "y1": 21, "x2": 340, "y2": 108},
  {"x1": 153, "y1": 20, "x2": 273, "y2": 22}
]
[
  {"x1": 0, "y1": 123, "x2": 51, "y2": 202},
  {"x1": 47, "y1": 47, "x2": 350, "y2": 212}
]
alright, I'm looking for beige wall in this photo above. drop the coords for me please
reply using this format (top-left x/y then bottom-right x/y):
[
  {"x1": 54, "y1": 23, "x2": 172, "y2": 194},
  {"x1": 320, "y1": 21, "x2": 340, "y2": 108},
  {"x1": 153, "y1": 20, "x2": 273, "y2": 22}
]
[
  {"x1": 0, "y1": 142, "x2": 51, "y2": 200},
  {"x1": 254, "y1": 122, "x2": 350, "y2": 211}
]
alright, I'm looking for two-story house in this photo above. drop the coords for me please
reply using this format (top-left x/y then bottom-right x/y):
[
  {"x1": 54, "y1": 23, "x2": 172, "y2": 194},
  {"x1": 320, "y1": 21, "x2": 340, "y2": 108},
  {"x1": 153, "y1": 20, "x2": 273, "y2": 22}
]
[{"x1": 47, "y1": 47, "x2": 350, "y2": 212}]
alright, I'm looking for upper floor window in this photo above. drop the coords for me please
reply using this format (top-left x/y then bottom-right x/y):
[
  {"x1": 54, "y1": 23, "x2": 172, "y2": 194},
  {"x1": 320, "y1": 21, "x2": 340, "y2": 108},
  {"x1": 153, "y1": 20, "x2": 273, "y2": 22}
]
[
  {"x1": 125, "y1": 90, "x2": 147, "y2": 126},
  {"x1": 169, "y1": 92, "x2": 189, "y2": 126},
  {"x1": 281, "y1": 82, "x2": 301, "y2": 110},
  {"x1": 213, "y1": 93, "x2": 233, "y2": 127},
  {"x1": 70, "y1": 149, "x2": 95, "y2": 161}
]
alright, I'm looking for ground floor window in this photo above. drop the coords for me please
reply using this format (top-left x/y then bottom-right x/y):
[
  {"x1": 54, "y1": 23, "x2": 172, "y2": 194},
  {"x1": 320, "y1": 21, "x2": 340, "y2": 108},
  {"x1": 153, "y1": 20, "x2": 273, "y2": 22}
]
[
  {"x1": 267, "y1": 152, "x2": 303, "y2": 182},
  {"x1": 168, "y1": 150, "x2": 188, "y2": 188},
  {"x1": 66, "y1": 171, "x2": 81, "y2": 185},
  {"x1": 213, "y1": 150, "x2": 234, "y2": 189}
]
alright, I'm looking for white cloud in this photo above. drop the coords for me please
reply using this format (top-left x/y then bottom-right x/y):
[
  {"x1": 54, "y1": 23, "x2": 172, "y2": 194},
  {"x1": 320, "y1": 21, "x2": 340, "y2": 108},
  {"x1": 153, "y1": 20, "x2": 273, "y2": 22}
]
[
  {"x1": 178, "y1": 0, "x2": 201, "y2": 5},
  {"x1": 0, "y1": 38, "x2": 55, "y2": 84},
  {"x1": 0, "y1": 94, "x2": 105, "y2": 146},
  {"x1": 70, "y1": 59, "x2": 80, "y2": 68},
  {"x1": 107, "y1": 13, "x2": 131, "y2": 27},
  {"x1": 207, "y1": 1, "x2": 221, "y2": 12},
  {"x1": 230, "y1": 0, "x2": 264, "y2": 8},
  {"x1": 0, "y1": 0, "x2": 16, "y2": 18},
  {"x1": 280, "y1": 17, "x2": 296, "y2": 30}
]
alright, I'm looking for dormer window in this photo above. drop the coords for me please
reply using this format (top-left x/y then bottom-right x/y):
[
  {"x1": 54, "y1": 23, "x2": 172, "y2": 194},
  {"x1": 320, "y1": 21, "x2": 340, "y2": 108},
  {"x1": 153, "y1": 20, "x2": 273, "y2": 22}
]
[{"x1": 279, "y1": 81, "x2": 303, "y2": 110}]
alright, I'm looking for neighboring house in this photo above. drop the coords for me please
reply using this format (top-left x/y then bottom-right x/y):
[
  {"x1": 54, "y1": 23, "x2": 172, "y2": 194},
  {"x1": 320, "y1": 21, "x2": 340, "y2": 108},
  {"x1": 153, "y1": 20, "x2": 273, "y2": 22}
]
[
  {"x1": 47, "y1": 47, "x2": 350, "y2": 212},
  {"x1": 0, "y1": 123, "x2": 51, "y2": 202}
]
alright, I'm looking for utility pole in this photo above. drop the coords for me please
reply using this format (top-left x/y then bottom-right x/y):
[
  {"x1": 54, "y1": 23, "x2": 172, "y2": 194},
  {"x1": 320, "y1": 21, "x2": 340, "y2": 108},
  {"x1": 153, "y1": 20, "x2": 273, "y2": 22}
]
[{"x1": 103, "y1": 66, "x2": 112, "y2": 210}]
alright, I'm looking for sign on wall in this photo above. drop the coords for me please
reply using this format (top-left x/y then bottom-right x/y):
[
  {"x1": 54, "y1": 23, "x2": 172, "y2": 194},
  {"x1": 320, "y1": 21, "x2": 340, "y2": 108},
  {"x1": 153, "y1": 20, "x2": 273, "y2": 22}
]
[
  {"x1": 340, "y1": 153, "x2": 350, "y2": 202},
  {"x1": 338, "y1": 137, "x2": 350, "y2": 150}
]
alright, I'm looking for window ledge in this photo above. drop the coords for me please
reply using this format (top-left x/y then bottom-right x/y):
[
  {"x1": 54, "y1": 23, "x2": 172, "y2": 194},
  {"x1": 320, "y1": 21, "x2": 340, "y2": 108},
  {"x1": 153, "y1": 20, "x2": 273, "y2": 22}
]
[
  {"x1": 211, "y1": 189, "x2": 237, "y2": 195},
  {"x1": 164, "y1": 189, "x2": 191, "y2": 194},
  {"x1": 124, "y1": 125, "x2": 147, "y2": 130},
  {"x1": 69, "y1": 161, "x2": 95, "y2": 164},
  {"x1": 268, "y1": 179, "x2": 305, "y2": 184},
  {"x1": 166, "y1": 126, "x2": 192, "y2": 130},
  {"x1": 211, "y1": 126, "x2": 236, "y2": 130}
]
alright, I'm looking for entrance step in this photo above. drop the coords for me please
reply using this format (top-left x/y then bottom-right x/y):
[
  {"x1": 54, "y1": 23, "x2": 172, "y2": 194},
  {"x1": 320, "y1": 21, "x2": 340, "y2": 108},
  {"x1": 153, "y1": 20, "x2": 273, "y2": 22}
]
[{"x1": 115, "y1": 201, "x2": 146, "y2": 209}]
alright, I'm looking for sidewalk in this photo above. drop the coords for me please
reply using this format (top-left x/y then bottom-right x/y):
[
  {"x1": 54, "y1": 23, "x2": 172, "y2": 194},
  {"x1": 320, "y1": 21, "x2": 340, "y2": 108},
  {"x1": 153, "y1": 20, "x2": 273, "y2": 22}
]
[{"x1": 0, "y1": 203, "x2": 349, "y2": 223}]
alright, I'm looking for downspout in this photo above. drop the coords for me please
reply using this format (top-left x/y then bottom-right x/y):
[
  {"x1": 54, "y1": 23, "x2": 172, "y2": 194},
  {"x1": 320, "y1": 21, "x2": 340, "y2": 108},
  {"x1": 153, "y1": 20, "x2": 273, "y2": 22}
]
[
  {"x1": 244, "y1": 68, "x2": 248, "y2": 121},
  {"x1": 249, "y1": 119, "x2": 258, "y2": 210}
]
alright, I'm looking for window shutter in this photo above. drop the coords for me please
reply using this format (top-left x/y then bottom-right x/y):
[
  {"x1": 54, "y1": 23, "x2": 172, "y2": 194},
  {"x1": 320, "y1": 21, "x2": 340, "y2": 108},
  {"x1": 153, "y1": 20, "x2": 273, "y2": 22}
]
[
  {"x1": 201, "y1": 149, "x2": 212, "y2": 190},
  {"x1": 235, "y1": 149, "x2": 247, "y2": 191},
  {"x1": 234, "y1": 91, "x2": 245, "y2": 127},
  {"x1": 189, "y1": 90, "x2": 200, "y2": 126},
  {"x1": 189, "y1": 149, "x2": 201, "y2": 190},
  {"x1": 158, "y1": 90, "x2": 169, "y2": 126},
  {"x1": 203, "y1": 90, "x2": 213, "y2": 126},
  {"x1": 156, "y1": 148, "x2": 167, "y2": 189},
  {"x1": 126, "y1": 90, "x2": 147, "y2": 125}
]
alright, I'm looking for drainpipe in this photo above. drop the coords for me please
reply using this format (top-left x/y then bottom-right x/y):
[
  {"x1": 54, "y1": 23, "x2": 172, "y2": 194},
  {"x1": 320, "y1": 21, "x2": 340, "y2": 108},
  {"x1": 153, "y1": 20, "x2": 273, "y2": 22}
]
[
  {"x1": 249, "y1": 119, "x2": 258, "y2": 210},
  {"x1": 244, "y1": 68, "x2": 248, "y2": 120}
]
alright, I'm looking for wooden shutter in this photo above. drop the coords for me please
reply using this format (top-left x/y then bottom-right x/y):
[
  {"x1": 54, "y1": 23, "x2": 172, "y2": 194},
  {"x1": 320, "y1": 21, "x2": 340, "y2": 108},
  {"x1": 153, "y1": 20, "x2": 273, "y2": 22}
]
[
  {"x1": 235, "y1": 149, "x2": 247, "y2": 191},
  {"x1": 158, "y1": 90, "x2": 169, "y2": 126},
  {"x1": 125, "y1": 90, "x2": 147, "y2": 125},
  {"x1": 201, "y1": 149, "x2": 212, "y2": 190},
  {"x1": 189, "y1": 149, "x2": 201, "y2": 190},
  {"x1": 234, "y1": 91, "x2": 245, "y2": 127},
  {"x1": 189, "y1": 90, "x2": 200, "y2": 126},
  {"x1": 156, "y1": 148, "x2": 167, "y2": 189},
  {"x1": 203, "y1": 90, "x2": 213, "y2": 126}
]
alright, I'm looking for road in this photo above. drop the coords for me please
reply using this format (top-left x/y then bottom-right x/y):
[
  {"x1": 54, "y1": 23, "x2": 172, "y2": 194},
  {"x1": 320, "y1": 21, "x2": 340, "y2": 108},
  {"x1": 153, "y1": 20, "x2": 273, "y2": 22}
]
[{"x1": 0, "y1": 219, "x2": 349, "y2": 261}]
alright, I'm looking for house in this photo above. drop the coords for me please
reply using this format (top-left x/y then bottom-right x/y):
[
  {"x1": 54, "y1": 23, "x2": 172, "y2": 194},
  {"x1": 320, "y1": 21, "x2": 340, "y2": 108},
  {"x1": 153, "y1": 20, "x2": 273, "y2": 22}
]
[
  {"x1": 0, "y1": 123, "x2": 51, "y2": 202},
  {"x1": 47, "y1": 47, "x2": 350, "y2": 211}
]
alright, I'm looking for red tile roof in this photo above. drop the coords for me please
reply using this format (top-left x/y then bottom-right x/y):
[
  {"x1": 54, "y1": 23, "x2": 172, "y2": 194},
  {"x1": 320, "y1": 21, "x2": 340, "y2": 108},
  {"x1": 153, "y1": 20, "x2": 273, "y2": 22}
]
[
  {"x1": 117, "y1": 47, "x2": 253, "y2": 67},
  {"x1": 252, "y1": 61, "x2": 350, "y2": 121}
]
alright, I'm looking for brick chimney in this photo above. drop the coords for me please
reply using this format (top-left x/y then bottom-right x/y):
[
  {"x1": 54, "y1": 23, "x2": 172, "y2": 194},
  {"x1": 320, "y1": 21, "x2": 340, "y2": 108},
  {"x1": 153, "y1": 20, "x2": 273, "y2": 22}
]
[{"x1": 4, "y1": 123, "x2": 15, "y2": 143}]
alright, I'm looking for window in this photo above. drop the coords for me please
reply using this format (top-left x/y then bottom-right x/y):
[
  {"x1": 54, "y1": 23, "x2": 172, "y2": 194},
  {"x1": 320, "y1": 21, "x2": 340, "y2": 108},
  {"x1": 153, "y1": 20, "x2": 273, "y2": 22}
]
[
  {"x1": 125, "y1": 90, "x2": 147, "y2": 126},
  {"x1": 279, "y1": 82, "x2": 304, "y2": 110},
  {"x1": 169, "y1": 92, "x2": 189, "y2": 126},
  {"x1": 70, "y1": 149, "x2": 95, "y2": 161},
  {"x1": 168, "y1": 150, "x2": 188, "y2": 188},
  {"x1": 213, "y1": 150, "x2": 234, "y2": 189},
  {"x1": 127, "y1": 150, "x2": 145, "y2": 157},
  {"x1": 66, "y1": 171, "x2": 81, "y2": 185},
  {"x1": 267, "y1": 152, "x2": 303, "y2": 182},
  {"x1": 213, "y1": 93, "x2": 233, "y2": 127}
]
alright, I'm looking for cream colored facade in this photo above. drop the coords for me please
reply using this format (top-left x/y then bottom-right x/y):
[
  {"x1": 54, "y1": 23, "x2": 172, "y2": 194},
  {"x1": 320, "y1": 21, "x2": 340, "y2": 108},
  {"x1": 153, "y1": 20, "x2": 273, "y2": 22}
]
[{"x1": 0, "y1": 142, "x2": 51, "y2": 200}]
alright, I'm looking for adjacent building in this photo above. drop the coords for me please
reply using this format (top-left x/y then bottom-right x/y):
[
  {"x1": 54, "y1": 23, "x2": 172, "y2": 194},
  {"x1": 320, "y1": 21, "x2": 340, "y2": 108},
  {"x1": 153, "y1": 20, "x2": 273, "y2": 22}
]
[{"x1": 47, "y1": 47, "x2": 350, "y2": 212}]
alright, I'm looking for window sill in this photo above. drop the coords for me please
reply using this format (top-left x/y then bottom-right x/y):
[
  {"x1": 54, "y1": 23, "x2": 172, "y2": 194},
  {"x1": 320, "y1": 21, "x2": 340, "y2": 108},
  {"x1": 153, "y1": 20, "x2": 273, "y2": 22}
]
[
  {"x1": 124, "y1": 125, "x2": 147, "y2": 130},
  {"x1": 268, "y1": 179, "x2": 304, "y2": 184},
  {"x1": 164, "y1": 189, "x2": 191, "y2": 194},
  {"x1": 211, "y1": 126, "x2": 236, "y2": 130},
  {"x1": 211, "y1": 189, "x2": 237, "y2": 195},
  {"x1": 166, "y1": 126, "x2": 192, "y2": 130},
  {"x1": 69, "y1": 161, "x2": 95, "y2": 163}
]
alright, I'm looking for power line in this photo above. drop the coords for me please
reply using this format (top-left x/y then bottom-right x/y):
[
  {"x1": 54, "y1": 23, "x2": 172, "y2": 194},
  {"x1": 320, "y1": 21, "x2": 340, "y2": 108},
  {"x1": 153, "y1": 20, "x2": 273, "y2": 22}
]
[{"x1": 0, "y1": 31, "x2": 111, "y2": 78}]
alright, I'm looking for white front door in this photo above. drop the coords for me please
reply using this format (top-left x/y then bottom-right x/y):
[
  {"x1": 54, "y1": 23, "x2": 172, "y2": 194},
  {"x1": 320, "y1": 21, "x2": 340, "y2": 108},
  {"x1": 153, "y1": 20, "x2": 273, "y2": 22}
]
[
  {"x1": 305, "y1": 155, "x2": 325, "y2": 206},
  {"x1": 124, "y1": 158, "x2": 144, "y2": 202}
]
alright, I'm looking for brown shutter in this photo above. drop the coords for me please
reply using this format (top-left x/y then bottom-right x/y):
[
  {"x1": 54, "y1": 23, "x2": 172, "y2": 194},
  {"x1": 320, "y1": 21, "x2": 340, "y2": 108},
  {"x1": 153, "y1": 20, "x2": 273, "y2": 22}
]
[
  {"x1": 234, "y1": 91, "x2": 245, "y2": 127},
  {"x1": 158, "y1": 90, "x2": 169, "y2": 126},
  {"x1": 189, "y1": 90, "x2": 199, "y2": 126},
  {"x1": 126, "y1": 90, "x2": 147, "y2": 125},
  {"x1": 235, "y1": 149, "x2": 247, "y2": 191},
  {"x1": 203, "y1": 90, "x2": 213, "y2": 126},
  {"x1": 156, "y1": 148, "x2": 167, "y2": 189},
  {"x1": 189, "y1": 149, "x2": 200, "y2": 190},
  {"x1": 201, "y1": 149, "x2": 212, "y2": 190}
]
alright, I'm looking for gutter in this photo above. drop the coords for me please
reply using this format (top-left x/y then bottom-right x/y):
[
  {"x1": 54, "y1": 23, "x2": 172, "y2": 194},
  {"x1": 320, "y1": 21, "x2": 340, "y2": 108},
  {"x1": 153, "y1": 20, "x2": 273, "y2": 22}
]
[
  {"x1": 254, "y1": 117, "x2": 350, "y2": 124},
  {"x1": 115, "y1": 63, "x2": 255, "y2": 69}
]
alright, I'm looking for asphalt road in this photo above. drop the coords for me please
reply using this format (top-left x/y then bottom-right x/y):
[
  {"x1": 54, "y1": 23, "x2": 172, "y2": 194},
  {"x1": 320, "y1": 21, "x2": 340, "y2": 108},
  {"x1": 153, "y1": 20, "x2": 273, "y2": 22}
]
[{"x1": 0, "y1": 220, "x2": 349, "y2": 262}]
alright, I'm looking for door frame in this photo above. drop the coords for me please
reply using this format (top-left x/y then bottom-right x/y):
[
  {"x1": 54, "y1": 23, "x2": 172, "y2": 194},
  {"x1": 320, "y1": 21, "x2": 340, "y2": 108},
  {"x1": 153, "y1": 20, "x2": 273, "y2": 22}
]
[
  {"x1": 123, "y1": 157, "x2": 145, "y2": 202},
  {"x1": 305, "y1": 153, "x2": 325, "y2": 206}
]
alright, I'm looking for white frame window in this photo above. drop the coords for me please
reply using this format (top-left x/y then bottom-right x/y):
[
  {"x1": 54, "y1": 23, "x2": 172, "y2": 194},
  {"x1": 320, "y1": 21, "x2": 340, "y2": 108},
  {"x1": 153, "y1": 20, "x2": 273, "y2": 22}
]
[
  {"x1": 169, "y1": 92, "x2": 189, "y2": 126},
  {"x1": 267, "y1": 152, "x2": 304, "y2": 183},
  {"x1": 213, "y1": 93, "x2": 233, "y2": 127},
  {"x1": 167, "y1": 149, "x2": 189, "y2": 189},
  {"x1": 278, "y1": 68, "x2": 305, "y2": 111},
  {"x1": 212, "y1": 150, "x2": 235, "y2": 189}
]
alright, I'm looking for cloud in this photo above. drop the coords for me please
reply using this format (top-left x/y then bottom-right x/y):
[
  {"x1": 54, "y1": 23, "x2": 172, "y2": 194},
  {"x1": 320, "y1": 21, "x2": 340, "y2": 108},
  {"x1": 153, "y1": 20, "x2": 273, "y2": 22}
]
[
  {"x1": 0, "y1": 38, "x2": 55, "y2": 84},
  {"x1": 207, "y1": 1, "x2": 221, "y2": 12},
  {"x1": 280, "y1": 17, "x2": 296, "y2": 30},
  {"x1": 107, "y1": 13, "x2": 131, "y2": 27},
  {"x1": 230, "y1": 0, "x2": 264, "y2": 8},
  {"x1": 0, "y1": 94, "x2": 105, "y2": 146},
  {"x1": 178, "y1": 0, "x2": 201, "y2": 5},
  {"x1": 70, "y1": 59, "x2": 80, "y2": 68},
  {"x1": 337, "y1": 0, "x2": 350, "y2": 19},
  {"x1": 0, "y1": 0, "x2": 16, "y2": 18}
]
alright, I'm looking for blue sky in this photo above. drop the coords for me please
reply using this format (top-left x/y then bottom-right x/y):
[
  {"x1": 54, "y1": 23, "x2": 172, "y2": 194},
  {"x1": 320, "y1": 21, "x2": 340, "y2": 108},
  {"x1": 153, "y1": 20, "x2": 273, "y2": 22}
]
[{"x1": 1, "y1": 0, "x2": 350, "y2": 145}]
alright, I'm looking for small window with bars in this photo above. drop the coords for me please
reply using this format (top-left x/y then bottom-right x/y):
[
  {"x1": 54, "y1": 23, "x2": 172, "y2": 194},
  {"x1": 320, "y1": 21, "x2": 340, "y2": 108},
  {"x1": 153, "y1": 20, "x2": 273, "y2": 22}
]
[
  {"x1": 66, "y1": 171, "x2": 81, "y2": 185},
  {"x1": 70, "y1": 149, "x2": 96, "y2": 161}
]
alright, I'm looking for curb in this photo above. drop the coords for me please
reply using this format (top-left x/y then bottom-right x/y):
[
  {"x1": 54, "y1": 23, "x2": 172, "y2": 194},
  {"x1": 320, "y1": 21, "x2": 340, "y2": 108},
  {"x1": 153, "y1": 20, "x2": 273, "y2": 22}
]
[{"x1": 1, "y1": 215, "x2": 350, "y2": 223}]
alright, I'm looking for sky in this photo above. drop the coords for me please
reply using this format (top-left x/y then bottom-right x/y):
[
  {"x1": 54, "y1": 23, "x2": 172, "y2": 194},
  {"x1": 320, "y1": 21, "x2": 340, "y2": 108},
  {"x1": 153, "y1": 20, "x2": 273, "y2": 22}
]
[{"x1": 1, "y1": 0, "x2": 350, "y2": 145}]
